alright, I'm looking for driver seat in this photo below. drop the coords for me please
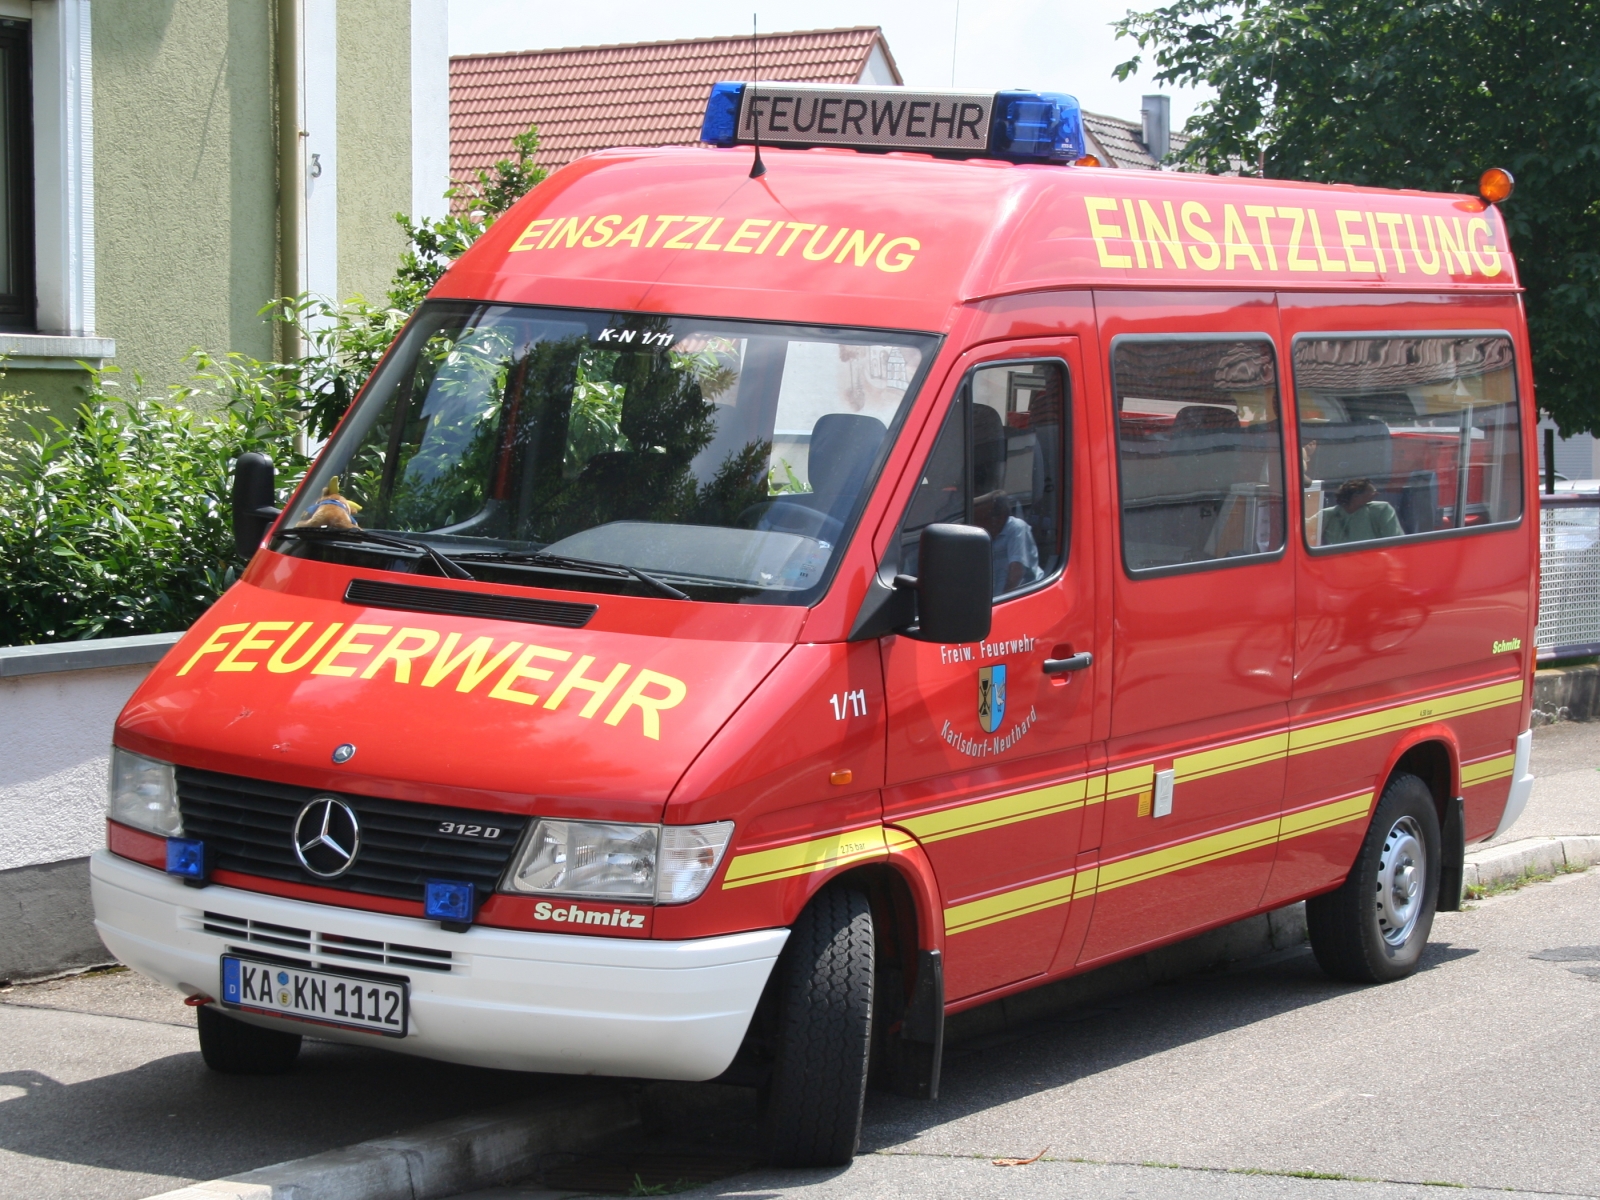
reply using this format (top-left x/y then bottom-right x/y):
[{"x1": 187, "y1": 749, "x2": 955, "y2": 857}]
[
  {"x1": 806, "y1": 413, "x2": 887, "y2": 517},
  {"x1": 753, "y1": 413, "x2": 886, "y2": 539}
]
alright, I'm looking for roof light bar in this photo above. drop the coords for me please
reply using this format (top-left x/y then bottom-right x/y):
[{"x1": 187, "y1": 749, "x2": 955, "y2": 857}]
[{"x1": 700, "y1": 82, "x2": 1084, "y2": 164}]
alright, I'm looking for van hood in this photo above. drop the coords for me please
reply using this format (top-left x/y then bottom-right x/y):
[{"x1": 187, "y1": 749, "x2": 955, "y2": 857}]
[{"x1": 116, "y1": 568, "x2": 802, "y2": 818}]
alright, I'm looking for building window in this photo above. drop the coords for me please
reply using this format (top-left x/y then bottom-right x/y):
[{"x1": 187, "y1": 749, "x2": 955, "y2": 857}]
[{"x1": 0, "y1": 18, "x2": 32, "y2": 330}]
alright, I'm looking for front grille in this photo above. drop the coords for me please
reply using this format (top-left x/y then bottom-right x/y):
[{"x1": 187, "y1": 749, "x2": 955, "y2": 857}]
[
  {"x1": 176, "y1": 767, "x2": 527, "y2": 904},
  {"x1": 344, "y1": 578, "x2": 597, "y2": 628},
  {"x1": 194, "y1": 910, "x2": 457, "y2": 973}
]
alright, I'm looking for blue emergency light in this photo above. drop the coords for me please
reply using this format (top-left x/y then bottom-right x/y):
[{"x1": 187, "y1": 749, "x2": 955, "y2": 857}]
[
  {"x1": 165, "y1": 836, "x2": 207, "y2": 880},
  {"x1": 424, "y1": 879, "x2": 476, "y2": 925},
  {"x1": 699, "y1": 82, "x2": 1084, "y2": 164}
]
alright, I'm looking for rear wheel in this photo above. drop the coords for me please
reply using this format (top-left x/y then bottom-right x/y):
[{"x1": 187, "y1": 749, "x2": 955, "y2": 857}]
[
  {"x1": 197, "y1": 1003, "x2": 302, "y2": 1074},
  {"x1": 1307, "y1": 772, "x2": 1441, "y2": 983},
  {"x1": 760, "y1": 886, "x2": 874, "y2": 1167}
]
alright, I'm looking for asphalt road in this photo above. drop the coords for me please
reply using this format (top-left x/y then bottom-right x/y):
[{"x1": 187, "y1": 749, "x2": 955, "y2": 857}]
[{"x1": 3, "y1": 721, "x2": 1596, "y2": 1200}]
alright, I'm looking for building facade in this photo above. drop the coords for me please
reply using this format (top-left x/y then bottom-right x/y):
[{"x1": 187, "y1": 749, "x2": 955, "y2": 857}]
[{"x1": 1, "y1": 0, "x2": 449, "y2": 427}]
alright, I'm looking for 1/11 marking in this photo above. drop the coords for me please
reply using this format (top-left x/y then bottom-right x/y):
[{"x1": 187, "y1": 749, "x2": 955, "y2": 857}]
[{"x1": 829, "y1": 689, "x2": 867, "y2": 720}]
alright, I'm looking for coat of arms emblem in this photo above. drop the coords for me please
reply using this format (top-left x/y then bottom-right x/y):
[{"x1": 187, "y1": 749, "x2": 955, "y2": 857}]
[{"x1": 977, "y1": 664, "x2": 1006, "y2": 734}]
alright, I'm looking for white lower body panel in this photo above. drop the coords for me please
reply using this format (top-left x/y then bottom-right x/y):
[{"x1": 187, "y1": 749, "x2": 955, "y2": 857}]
[
  {"x1": 1491, "y1": 728, "x2": 1536, "y2": 840},
  {"x1": 90, "y1": 850, "x2": 786, "y2": 1080}
]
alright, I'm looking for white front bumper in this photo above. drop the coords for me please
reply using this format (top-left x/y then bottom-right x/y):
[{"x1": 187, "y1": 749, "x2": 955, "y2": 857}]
[{"x1": 90, "y1": 850, "x2": 786, "y2": 1080}]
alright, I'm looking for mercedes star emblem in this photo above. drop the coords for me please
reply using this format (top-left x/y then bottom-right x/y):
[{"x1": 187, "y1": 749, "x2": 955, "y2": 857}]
[
  {"x1": 331, "y1": 743, "x2": 356, "y2": 764},
  {"x1": 292, "y1": 796, "x2": 361, "y2": 879}
]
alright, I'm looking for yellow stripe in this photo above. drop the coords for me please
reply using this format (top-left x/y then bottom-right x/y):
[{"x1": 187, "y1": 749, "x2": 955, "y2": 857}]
[
  {"x1": 899, "y1": 777, "x2": 1091, "y2": 844},
  {"x1": 1461, "y1": 753, "x2": 1515, "y2": 787},
  {"x1": 1106, "y1": 764, "x2": 1153, "y2": 800},
  {"x1": 885, "y1": 827, "x2": 918, "y2": 853},
  {"x1": 723, "y1": 685, "x2": 1520, "y2": 900},
  {"x1": 944, "y1": 872, "x2": 1079, "y2": 935},
  {"x1": 1176, "y1": 731, "x2": 1289, "y2": 783},
  {"x1": 1278, "y1": 792, "x2": 1373, "y2": 840},
  {"x1": 943, "y1": 792, "x2": 1373, "y2": 935},
  {"x1": 721, "y1": 825, "x2": 887, "y2": 890},
  {"x1": 1288, "y1": 681, "x2": 1522, "y2": 757},
  {"x1": 1093, "y1": 817, "x2": 1281, "y2": 895}
]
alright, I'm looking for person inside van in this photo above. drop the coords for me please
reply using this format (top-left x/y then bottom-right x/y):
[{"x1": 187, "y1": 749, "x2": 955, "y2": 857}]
[
  {"x1": 1320, "y1": 477, "x2": 1404, "y2": 545},
  {"x1": 975, "y1": 488, "x2": 1042, "y2": 594}
]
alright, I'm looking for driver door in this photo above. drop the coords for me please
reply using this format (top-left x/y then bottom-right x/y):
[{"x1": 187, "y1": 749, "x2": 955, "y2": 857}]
[{"x1": 879, "y1": 340, "x2": 1105, "y2": 1002}]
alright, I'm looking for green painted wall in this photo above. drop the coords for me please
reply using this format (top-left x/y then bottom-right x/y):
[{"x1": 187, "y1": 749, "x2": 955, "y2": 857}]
[
  {"x1": 336, "y1": 0, "x2": 410, "y2": 305},
  {"x1": 93, "y1": 0, "x2": 279, "y2": 401},
  {"x1": 2, "y1": 367, "x2": 90, "y2": 432}
]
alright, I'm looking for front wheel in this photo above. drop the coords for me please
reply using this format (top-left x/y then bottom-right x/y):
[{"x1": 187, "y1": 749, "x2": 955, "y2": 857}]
[
  {"x1": 1307, "y1": 772, "x2": 1441, "y2": 983},
  {"x1": 760, "y1": 886, "x2": 875, "y2": 1167},
  {"x1": 197, "y1": 1003, "x2": 302, "y2": 1074}
]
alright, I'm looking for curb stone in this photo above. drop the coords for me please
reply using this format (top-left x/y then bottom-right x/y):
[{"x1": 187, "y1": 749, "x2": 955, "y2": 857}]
[
  {"x1": 1464, "y1": 835, "x2": 1600, "y2": 891},
  {"x1": 141, "y1": 1085, "x2": 641, "y2": 1200}
]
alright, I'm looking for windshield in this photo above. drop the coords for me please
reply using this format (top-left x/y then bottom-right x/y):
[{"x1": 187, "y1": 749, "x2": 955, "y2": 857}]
[{"x1": 277, "y1": 303, "x2": 936, "y2": 604}]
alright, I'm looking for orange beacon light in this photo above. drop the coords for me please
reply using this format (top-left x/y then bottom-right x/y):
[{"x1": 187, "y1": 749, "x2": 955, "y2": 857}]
[{"x1": 1479, "y1": 167, "x2": 1515, "y2": 204}]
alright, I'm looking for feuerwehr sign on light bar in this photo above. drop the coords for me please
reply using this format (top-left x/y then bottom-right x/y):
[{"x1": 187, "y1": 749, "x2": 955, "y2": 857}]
[{"x1": 735, "y1": 83, "x2": 996, "y2": 153}]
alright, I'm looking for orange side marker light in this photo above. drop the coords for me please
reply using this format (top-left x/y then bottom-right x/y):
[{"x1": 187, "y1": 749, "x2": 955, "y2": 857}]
[
  {"x1": 830, "y1": 769, "x2": 854, "y2": 786},
  {"x1": 1479, "y1": 167, "x2": 1515, "y2": 205},
  {"x1": 1074, "y1": 154, "x2": 1102, "y2": 168}
]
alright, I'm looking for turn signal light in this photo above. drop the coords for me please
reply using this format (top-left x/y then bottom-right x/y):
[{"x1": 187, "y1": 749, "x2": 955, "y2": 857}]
[
  {"x1": 1074, "y1": 154, "x2": 1102, "y2": 167},
  {"x1": 1478, "y1": 167, "x2": 1514, "y2": 204}
]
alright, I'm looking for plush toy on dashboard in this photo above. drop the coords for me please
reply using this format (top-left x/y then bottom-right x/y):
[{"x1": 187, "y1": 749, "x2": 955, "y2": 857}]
[{"x1": 296, "y1": 477, "x2": 362, "y2": 529}]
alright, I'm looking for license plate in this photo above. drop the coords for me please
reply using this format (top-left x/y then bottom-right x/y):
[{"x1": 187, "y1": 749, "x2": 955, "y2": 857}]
[{"x1": 220, "y1": 956, "x2": 408, "y2": 1037}]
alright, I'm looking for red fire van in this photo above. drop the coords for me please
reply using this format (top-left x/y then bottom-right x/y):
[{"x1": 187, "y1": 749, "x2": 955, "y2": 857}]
[{"x1": 92, "y1": 83, "x2": 1537, "y2": 1166}]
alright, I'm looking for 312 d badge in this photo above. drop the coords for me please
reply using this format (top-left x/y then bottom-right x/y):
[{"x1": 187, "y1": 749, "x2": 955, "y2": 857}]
[{"x1": 977, "y1": 664, "x2": 1006, "y2": 734}]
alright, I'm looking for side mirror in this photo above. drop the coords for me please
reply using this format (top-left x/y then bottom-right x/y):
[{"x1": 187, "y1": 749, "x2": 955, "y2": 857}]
[
  {"x1": 232, "y1": 452, "x2": 281, "y2": 560},
  {"x1": 903, "y1": 523, "x2": 992, "y2": 644}
]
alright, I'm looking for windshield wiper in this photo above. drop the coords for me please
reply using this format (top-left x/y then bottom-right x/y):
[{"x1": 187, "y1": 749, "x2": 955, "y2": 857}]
[
  {"x1": 457, "y1": 549, "x2": 689, "y2": 600},
  {"x1": 279, "y1": 526, "x2": 475, "y2": 581}
]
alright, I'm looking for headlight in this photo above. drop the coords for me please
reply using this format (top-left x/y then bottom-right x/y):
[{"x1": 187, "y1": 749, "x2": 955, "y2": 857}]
[
  {"x1": 503, "y1": 818, "x2": 734, "y2": 904},
  {"x1": 109, "y1": 748, "x2": 181, "y2": 836}
]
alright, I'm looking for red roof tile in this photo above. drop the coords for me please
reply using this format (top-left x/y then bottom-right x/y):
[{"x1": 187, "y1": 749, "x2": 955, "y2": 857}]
[{"x1": 450, "y1": 26, "x2": 900, "y2": 192}]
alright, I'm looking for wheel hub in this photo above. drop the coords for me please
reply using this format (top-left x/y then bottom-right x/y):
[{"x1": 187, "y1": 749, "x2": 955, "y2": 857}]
[{"x1": 1375, "y1": 815, "x2": 1426, "y2": 947}]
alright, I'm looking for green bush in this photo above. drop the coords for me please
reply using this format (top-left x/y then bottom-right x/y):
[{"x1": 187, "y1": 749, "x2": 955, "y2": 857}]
[{"x1": 0, "y1": 357, "x2": 310, "y2": 644}]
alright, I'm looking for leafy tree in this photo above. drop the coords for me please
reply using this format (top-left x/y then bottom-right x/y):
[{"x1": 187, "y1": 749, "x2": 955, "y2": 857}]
[{"x1": 1115, "y1": 0, "x2": 1600, "y2": 435}]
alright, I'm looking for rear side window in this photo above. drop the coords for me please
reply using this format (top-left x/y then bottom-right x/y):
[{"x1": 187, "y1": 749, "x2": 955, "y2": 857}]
[
  {"x1": 1112, "y1": 337, "x2": 1286, "y2": 574},
  {"x1": 897, "y1": 360, "x2": 1068, "y2": 599},
  {"x1": 1293, "y1": 335, "x2": 1522, "y2": 548}
]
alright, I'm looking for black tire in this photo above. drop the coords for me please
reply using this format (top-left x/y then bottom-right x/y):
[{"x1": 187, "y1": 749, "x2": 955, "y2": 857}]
[
  {"x1": 760, "y1": 886, "x2": 875, "y2": 1168},
  {"x1": 1307, "y1": 772, "x2": 1441, "y2": 984},
  {"x1": 197, "y1": 1003, "x2": 302, "y2": 1074}
]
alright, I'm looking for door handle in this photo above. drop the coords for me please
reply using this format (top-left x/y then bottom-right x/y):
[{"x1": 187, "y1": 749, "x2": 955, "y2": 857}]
[{"x1": 1043, "y1": 652, "x2": 1093, "y2": 675}]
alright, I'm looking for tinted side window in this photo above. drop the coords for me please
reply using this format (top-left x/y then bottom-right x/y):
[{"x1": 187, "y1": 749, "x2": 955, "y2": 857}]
[
  {"x1": 897, "y1": 360, "x2": 1068, "y2": 599},
  {"x1": 1294, "y1": 335, "x2": 1522, "y2": 547},
  {"x1": 1113, "y1": 338, "x2": 1285, "y2": 573}
]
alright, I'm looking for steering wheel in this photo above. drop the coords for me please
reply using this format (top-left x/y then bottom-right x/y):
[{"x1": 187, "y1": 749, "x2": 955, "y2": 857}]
[{"x1": 737, "y1": 499, "x2": 844, "y2": 544}]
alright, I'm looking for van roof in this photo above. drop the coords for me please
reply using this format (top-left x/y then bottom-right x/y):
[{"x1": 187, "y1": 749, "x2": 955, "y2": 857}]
[{"x1": 438, "y1": 145, "x2": 1519, "y2": 333}]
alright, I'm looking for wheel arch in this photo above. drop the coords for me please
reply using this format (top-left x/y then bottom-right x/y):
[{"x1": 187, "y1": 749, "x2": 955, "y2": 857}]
[{"x1": 1382, "y1": 729, "x2": 1459, "y2": 823}]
